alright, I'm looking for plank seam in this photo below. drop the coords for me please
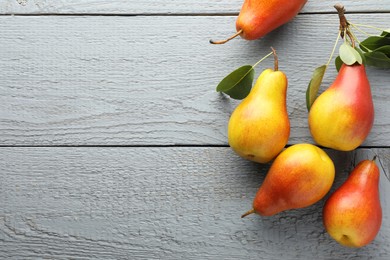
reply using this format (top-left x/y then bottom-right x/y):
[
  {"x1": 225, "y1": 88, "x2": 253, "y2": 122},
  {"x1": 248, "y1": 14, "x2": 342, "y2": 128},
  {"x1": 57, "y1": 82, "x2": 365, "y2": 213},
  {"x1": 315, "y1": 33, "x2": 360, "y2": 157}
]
[
  {"x1": 0, "y1": 145, "x2": 388, "y2": 148},
  {"x1": 0, "y1": 11, "x2": 389, "y2": 17}
]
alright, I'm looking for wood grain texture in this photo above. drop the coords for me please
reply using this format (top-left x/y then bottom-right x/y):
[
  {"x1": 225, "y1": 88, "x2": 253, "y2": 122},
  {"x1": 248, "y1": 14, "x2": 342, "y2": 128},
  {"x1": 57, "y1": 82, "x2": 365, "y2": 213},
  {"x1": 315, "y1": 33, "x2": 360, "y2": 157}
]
[
  {"x1": 0, "y1": 0, "x2": 389, "y2": 14},
  {"x1": 0, "y1": 14, "x2": 389, "y2": 146},
  {"x1": 0, "y1": 147, "x2": 389, "y2": 259}
]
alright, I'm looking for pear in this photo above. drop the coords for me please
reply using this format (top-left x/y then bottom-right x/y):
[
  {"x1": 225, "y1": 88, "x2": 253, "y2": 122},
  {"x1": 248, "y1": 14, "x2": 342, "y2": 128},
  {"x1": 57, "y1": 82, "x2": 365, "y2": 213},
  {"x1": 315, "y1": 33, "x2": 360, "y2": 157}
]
[
  {"x1": 242, "y1": 144, "x2": 335, "y2": 217},
  {"x1": 210, "y1": 0, "x2": 307, "y2": 44},
  {"x1": 323, "y1": 158, "x2": 382, "y2": 248},
  {"x1": 309, "y1": 64, "x2": 374, "y2": 151},
  {"x1": 228, "y1": 53, "x2": 289, "y2": 163}
]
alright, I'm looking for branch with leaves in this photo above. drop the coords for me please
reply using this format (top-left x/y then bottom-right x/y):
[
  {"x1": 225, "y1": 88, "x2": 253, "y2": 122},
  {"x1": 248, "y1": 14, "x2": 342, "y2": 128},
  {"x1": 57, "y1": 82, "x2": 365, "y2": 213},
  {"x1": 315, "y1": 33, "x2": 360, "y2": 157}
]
[{"x1": 306, "y1": 4, "x2": 390, "y2": 111}]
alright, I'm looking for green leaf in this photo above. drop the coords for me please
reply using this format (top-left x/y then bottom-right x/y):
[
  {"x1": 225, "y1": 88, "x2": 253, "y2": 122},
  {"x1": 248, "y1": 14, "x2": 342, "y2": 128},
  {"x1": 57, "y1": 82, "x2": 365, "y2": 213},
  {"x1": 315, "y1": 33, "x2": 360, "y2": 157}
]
[
  {"x1": 355, "y1": 47, "x2": 367, "y2": 65},
  {"x1": 371, "y1": 45, "x2": 390, "y2": 56},
  {"x1": 335, "y1": 48, "x2": 365, "y2": 72},
  {"x1": 380, "y1": 29, "x2": 390, "y2": 37},
  {"x1": 216, "y1": 65, "x2": 254, "y2": 100},
  {"x1": 339, "y1": 42, "x2": 362, "y2": 65},
  {"x1": 306, "y1": 65, "x2": 327, "y2": 111},
  {"x1": 359, "y1": 36, "x2": 390, "y2": 52},
  {"x1": 364, "y1": 51, "x2": 390, "y2": 68},
  {"x1": 360, "y1": 44, "x2": 370, "y2": 53},
  {"x1": 335, "y1": 56, "x2": 343, "y2": 72}
]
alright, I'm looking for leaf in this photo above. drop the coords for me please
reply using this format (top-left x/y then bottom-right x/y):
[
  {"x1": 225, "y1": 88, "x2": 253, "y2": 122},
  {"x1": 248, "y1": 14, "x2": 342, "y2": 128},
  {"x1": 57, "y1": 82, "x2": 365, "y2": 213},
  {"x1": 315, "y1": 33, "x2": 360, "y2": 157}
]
[
  {"x1": 380, "y1": 29, "x2": 390, "y2": 37},
  {"x1": 306, "y1": 65, "x2": 327, "y2": 111},
  {"x1": 355, "y1": 47, "x2": 367, "y2": 65},
  {"x1": 371, "y1": 45, "x2": 390, "y2": 56},
  {"x1": 216, "y1": 65, "x2": 254, "y2": 100},
  {"x1": 364, "y1": 51, "x2": 390, "y2": 68},
  {"x1": 359, "y1": 36, "x2": 390, "y2": 52},
  {"x1": 335, "y1": 56, "x2": 343, "y2": 72},
  {"x1": 360, "y1": 43, "x2": 371, "y2": 53},
  {"x1": 335, "y1": 48, "x2": 366, "y2": 72},
  {"x1": 339, "y1": 42, "x2": 362, "y2": 65}
]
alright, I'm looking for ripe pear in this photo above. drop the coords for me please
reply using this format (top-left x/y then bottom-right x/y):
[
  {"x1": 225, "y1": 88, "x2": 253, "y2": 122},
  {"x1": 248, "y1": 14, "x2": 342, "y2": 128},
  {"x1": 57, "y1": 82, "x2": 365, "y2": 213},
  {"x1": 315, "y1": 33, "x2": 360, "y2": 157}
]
[
  {"x1": 211, "y1": 0, "x2": 308, "y2": 44},
  {"x1": 309, "y1": 64, "x2": 374, "y2": 151},
  {"x1": 228, "y1": 56, "x2": 289, "y2": 163},
  {"x1": 236, "y1": 0, "x2": 308, "y2": 40},
  {"x1": 323, "y1": 158, "x2": 382, "y2": 248},
  {"x1": 242, "y1": 144, "x2": 335, "y2": 217}
]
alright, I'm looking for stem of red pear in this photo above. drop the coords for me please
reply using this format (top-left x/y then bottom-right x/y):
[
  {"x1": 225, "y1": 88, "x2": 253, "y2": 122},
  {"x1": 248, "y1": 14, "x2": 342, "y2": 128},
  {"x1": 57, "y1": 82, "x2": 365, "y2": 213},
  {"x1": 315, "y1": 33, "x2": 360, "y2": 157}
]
[
  {"x1": 334, "y1": 4, "x2": 355, "y2": 48},
  {"x1": 334, "y1": 4, "x2": 348, "y2": 34}
]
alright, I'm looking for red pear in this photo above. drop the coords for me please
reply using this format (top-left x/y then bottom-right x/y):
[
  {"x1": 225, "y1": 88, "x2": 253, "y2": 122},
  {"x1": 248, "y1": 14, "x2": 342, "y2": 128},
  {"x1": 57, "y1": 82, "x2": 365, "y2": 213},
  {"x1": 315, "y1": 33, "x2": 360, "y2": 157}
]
[
  {"x1": 323, "y1": 158, "x2": 382, "y2": 247},
  {"x1": 309, "y1": 64, "x2": 374, "y2": 151}
]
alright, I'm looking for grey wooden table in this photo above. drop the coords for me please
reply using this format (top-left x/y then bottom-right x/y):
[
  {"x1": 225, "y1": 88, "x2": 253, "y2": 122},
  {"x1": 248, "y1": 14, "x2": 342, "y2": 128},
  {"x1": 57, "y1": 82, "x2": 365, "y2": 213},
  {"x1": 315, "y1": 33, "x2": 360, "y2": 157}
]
[{"x1": 1, "y1": 1, "x2": 389, "y2": 259}]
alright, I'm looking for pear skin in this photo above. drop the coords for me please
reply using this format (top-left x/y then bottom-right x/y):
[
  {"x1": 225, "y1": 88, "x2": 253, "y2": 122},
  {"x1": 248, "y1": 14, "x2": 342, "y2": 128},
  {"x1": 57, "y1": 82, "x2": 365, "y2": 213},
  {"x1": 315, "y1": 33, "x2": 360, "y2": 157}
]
[
  {"x1": 242, "y1": 144, "x2": 335, "y2": 217},
  {"x1": 228, "y1": 68, "x2": 289, "y2": 163},
  {"x1": 210, "y1": 0, "x2": 307, "y2": 44},
  {"x1": 323, "y1": 159, "x2": 382, "y2": 248},
  {"x1": 309, "y1": 64, "x2": 374, "y2": 151},
  {"x1": 236, "y1": 0, "x2": 308, "y2": 40}
]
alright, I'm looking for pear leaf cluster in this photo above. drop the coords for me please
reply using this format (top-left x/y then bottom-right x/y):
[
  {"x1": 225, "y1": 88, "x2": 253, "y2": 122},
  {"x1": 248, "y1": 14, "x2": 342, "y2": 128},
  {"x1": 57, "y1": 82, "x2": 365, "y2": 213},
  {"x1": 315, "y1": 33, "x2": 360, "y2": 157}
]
[
  {"x1": 306, "y1": 29, "x2": 389, "y2": 111},
  {"x1": 216, "y1": 65, "x2": 254, "y2": 100},
  {"x1": 359, "y1": 31, "x2": 390, "y2": 69}
]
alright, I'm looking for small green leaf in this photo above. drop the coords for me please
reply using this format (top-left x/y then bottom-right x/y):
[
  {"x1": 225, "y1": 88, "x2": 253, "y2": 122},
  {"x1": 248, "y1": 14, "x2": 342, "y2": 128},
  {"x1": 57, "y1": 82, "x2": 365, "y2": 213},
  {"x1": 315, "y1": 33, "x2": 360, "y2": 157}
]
[
  {"x1": 339, "y1": 42, "x2": 362, "y2": 65},
  {"x1": 360, "y1": 36, "x2": 390, "y2": 51},
  {"x1": 364, "y1": 51, "x2": 390, "y2": 68},
  {"x1": 355, "y1": 47, "x2": 367, "y2": 65},
  {"x1": 216, "y1": 65, "x2": 254, "y2": 100},
  {"x1": 306, "y1": 65, "x2": 327, "y2": 111},
  {"x1": 335, "y1": 56, "x2": 343, "y2": 72},
  {"x1": 380, "y1": 29, "x2": 390, "y2": 37}
]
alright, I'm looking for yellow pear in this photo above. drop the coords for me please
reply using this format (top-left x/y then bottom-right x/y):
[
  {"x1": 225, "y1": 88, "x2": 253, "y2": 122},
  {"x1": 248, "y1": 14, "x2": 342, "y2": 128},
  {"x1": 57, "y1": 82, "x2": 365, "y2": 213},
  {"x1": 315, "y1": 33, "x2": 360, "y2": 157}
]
[{"x1": 228, "y1": 54, "x2": 290, "y2": 163}]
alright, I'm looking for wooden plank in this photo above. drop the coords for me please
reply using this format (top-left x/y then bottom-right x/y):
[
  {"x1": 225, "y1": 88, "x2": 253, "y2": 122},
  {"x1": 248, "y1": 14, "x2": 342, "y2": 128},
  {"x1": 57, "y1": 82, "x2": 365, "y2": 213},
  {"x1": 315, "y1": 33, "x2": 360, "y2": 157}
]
[
  {"x1": 0, "y1": 0, "x2": 389, "y2": 14},
  {"x1": 0, "y1": 147, "x2": 389, "y2": 259},
  {"x1": 0, "y1": 14, "x2": 389, "y2": 146}
]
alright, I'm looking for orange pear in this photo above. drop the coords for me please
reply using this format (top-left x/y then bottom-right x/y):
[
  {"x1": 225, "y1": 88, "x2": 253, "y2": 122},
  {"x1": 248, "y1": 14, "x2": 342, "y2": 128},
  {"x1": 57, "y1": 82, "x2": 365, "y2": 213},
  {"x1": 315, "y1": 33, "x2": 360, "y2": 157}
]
[
  {"x1": 242, "y1": 144, "x2": 335, "y2": 217},
  {"x1": 211, "y1": 0, "x2": 308, "y2": 44},
  {"x1": 323, "y1": 158, "x2": 382, "y2": 248}
]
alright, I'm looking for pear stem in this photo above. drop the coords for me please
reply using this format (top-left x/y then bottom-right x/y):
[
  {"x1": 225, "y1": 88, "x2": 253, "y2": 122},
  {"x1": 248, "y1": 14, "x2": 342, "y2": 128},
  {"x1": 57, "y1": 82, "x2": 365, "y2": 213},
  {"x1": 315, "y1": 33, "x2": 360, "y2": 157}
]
[
  {"x1": 209, "y1": 29, "x2": 243, "y2": 45},
  {"x1": 346, "y1": 31, "x2": 356, "y2": 49},
  {"x1": 334, "y1": 4, "x2": 348, "y2": 32},
  {"x1": 271, "y1": 47, "x2": 278, "y2": 71},
  {"x1": 334, "y1": 4, "x2": 355, "y2": 48},
  {"x1": 372, "y1": 155, "x2": 378, "y2": 162},
  {"x1": 241, "y1": 208, "x2": 256, "y2": 218}
]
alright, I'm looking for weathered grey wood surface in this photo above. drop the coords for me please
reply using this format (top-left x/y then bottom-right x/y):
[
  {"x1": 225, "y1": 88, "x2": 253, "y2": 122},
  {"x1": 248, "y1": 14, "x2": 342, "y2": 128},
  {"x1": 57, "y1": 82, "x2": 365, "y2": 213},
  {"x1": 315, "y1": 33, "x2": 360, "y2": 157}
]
[
  {"x1": 0, "y1": 14, "x2": 389, "y2": 146},
  {"x1": 1, "y1": 0, "x2": 389, "y2": 259},
  {"x1": 1, "y1": 148, "x2": 389, "y2": 259},
  {"x1": 1, "y1": 0, "x2": 389, "y2": 14}
]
